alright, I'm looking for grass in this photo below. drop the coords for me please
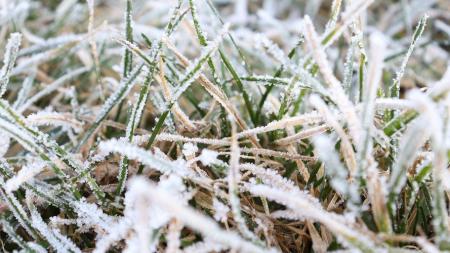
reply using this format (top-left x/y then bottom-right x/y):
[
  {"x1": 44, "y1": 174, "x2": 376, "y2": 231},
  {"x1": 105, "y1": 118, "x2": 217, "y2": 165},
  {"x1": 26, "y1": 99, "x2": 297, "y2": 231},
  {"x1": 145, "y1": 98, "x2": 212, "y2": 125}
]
[{"x1": 0, "y1": 0, "x2": 449, "y2": 252}]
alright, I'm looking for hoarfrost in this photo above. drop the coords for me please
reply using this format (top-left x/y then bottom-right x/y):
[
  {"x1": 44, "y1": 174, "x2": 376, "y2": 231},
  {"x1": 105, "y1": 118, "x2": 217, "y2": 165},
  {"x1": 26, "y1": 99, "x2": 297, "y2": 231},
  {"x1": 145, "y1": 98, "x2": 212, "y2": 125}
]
[{"x1": 198, "y1": 149, "x2": 219, "y2": 166}]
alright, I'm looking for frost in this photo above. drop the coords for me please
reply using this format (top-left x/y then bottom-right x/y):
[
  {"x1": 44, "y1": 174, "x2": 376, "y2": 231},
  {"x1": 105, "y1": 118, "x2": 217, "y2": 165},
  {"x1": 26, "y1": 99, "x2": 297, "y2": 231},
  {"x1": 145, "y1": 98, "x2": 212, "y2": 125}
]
[
  {"x1": 98, "y1": 139, "x2": 192, "y2": 177},
  {"x1": 0, "y1": 0, "x2": 446, "y2": 252},
  {"x1": 198, "y1": 149, "x2": 219, "y2": 166},
  {"x1": 184, "y1": 240, "x2": 228, "y2": 253},
  {"x1": 169, "y1": 23, "x2": 229, "y2": 104},
  {"x1": 125, "y1": 175, "x2": 188, "y2": 230},
  {"x1": 304, "y1": 15, "x2": 363, "y2": 150},
  {"x1": 94, "y1": 175, "x2": 191, "y2": 253},
  {"x1": 0, "y1": 33, "x2": 22, "y2": 97},
  {"x1": 0, "y1": 132, "x2": 9, "y2": 157},
  {"x1": 26, "y1": 111, "x2": 83, "y2": 133},
  {"x1": 0, "y1": 2, "x2": 30, "y2": 26},
  {"x1": 72, "y1": 199, "x2": 114, "y2": 232},
  {"x1": 18, "y1": 66, "x2": 90, "y2": 113},
  {"x1": 115, "y1": 176, "x2": 273, "y2": 253},
  {"x1": 92, "y1": 218, "x2": 131, "y2": 253},
  {"x1": 271, "y1": 209, "x2": 304, "y2": 220},
  {"x1": 312, "y1": 135, "x2": 358, "y2": 203},
  {"x1": 212, "y1": 198, "x2": 229, "y2": 223},
  {"x1": 76, "y1": 64, "x2": 145, "y2": 149},
  {"x1": 391, "y1": 15, "x2": 428, "y2": 97},
  {"x1": 182, "y1": 142, "x2": 198, "y2": 157},
  {"x1": 0, "y1": 177, "x2": 36, "y2": 238},
  {"x1": 237, "y1": 111, "x2": 322, "y2": 138},
  {"x1": 5, "y1": 159, "x2": 46, "y2": 192},
  {"x1": 248, "y1": 184, "x2": 374, "y2": 250},
  {"x1": 29, "y1": 198, "x2": 82, "y2": 253},
  {"x1": 0, "y1": 116, "x2": 42, "y2": 155},
  {"x1": 12, "y1": 74, "x2": 34, "y2": 109},
  {"x1": 255, "y1": 34, "x2": 289, "y2": 66}
]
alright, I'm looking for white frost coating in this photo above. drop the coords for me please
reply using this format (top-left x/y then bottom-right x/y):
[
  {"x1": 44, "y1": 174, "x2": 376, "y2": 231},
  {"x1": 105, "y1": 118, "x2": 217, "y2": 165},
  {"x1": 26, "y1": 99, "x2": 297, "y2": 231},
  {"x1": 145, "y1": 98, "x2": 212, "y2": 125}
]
[
  {"x1": 363, "y1": 31, "x2": 387, "y2": 120},
  {"x1": 98, "y1": 139, "x2": 192, "y2": 176},
  {"x1": 11, "y1": 50, "x2": 57, "y2": 76},
  {"x1": 271, "y1": 209, "x2": 304, "y2": 220},
  {"x1": 0, "y1": 2, "x2": 30, "y2": 27},
  {"x1": 49, "y1": 217, "x2": 78, "y2": 227},
  {"x1": 407, "y1": 90, "x2": 444, "y2": 147},
  {"x1": 416, "y1": 237, "x2": 441, "y2": 253},
  {"x1": 18, "y1": 33, "x2": 83, "y2": 57},
  {"x1": 166, "y1": 218, "x2": 182, "y2": 253},
  {"x1": 310, "y1": 94, "x2": 357, "y2": 176},
  {"x1": 248, "y1": 184, "x2": 374, "y2": 250},
  {"x1": 407, "y1": 89, "x2": 449, "y2": 243},
  {"x1": 0, "y1": 132, "x2": 10, "y2": 157},
  {"x1": 237, "y1": 111, "x2": 322, "y2": 138},
  {"x1": 18, "y1": 66, "x2": 90, "y2": 113},
  {"x1": 0, "y1": 32, "x2": 22, "y2": 97},
  {"x1": 240, "y1": 147, "x2": 315, "y2": 161},
  {"x1": 6, "y1": 159, "x2": 46, "y2": 192},
  {"x1": 374, "y1": 98, "x2": 415, "y2": 110},
  {"x1": 324, "y1": 0, "x2": 342, "y2": 33},
  {"x1": 2, "y1": 221, "x2": 35, "y2": 253},
  {"x1": 275, "y1": 124, "x2": 328, "y2": 146},
  {"x1": 169, "y1": 23, "x2": 229, "y2": 104},
  {"x1": 0, "y1": 116, "x2": 44, "y2": 155},
  {"x1": 322, "y1": 0, "x2": 374, "y2": 48},
  {"x1": 122, "y1": 236, "x2": 141, "y2": 253},
  {"x1": 242, "y1": 75, "x2": 290, "y2": 85},
  {"x1": 304, "y1": 15, "x2": 363, "y2": 150},
  {"x1": 28, "y1": 197, "x2": 82, "y2": 253},
  {"x1": 198, "y1": 149, "x2": 219, "y2": 166},
  {"x1": 89, "y1": 63, "x2": 145, "y2": 128},
  {"x1": 427, "y1": 65, "x2": 450, "y2": 98},
  {"x1": 388, "y1": 115, "x2": 430, "y2": 195},
  {"x1": 72, "y1": 199, "x2": 114, "y2": 232},
  {"x1": 240, "y1": 163, "x2": 323, "y2": 208},
  {"x1": 441, "y1": 170, "x2": 450, "y2": 192},
  {"x1": 255, "y1": 34, "x2": 288, "y2": 66},
  {"x1": 359, "y1": 32, "x2": 387, "y2": 161},
  {"x1": 26, "y1": 242, "x2": 47, "y2": 253},
  {"x1": 124, "y1": 178, "x2": 161, "y2": 253},
  {"x1": 26, "y1": 111, "x2": 83, "y2": 133},
  {"x1": 124, "y1": 66, "x2": 150, "y2": 140},
  {"x1": 312, "y1": 135, "x2": 359, "y2": 203},
  {"x1": 94, "y1": 175, "x2": 191, "y2": 253},
  {"x1": 240, "y1": 163, "x2": 296, "y2": 192},
  {"x1": 126, "y1": 175, "x2": 189, "y2": 229},
  {"x1": 0, "y1": 0, "x2": 444, "y2": 251},
  {"x1": 355, "y1": 31, "x2": 390, "y2": 231},
  {"x1": 13, "y1": 75, "x2": 34, "y2": 110},
  {"x1": 227, "y1": 119, "x2": 258, "y2": 242},
  {"x1": 342, "y1": 35, "x2": 357, "y2": 94},
  {"x1": 92, "y1": 218, "x2": 131, "y2": 253},
  {"x1": 212, "y1": 198, "x2": 229, "y2": 223},
  {"x1": 184, "y1": 240, "x2": 228, "y2": 253},
  {"x1": 115, "y1": 176, "x2": 275, "y2": 253},
  {"x1": 182, "y1": 142, "x2": 198, "y2": 157},
  {"x1": 392, "y1": 15, "x2": 428, "y2": 93},
  {"x1": 0, "y1": 177, "x2": 36, "y2": 238},
  {"x1": 128, "y1": 133, "x2": 230, "y2": 146}
]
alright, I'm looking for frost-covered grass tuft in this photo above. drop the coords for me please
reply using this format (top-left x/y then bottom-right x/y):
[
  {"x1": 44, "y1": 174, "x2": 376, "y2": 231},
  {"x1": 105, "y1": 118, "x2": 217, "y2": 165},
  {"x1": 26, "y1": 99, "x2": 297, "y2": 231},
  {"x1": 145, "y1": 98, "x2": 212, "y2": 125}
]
[{"x1": 0, "y1": 0, "x2": 449, "y2": 252}]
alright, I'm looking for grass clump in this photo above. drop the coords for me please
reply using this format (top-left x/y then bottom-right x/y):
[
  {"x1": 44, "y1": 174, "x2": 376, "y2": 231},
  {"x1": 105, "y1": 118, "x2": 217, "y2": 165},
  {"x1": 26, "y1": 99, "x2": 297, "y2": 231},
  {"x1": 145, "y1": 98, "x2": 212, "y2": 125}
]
[{"x1": 0, "y1": 0, "x2": 449, "y2": 252}]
